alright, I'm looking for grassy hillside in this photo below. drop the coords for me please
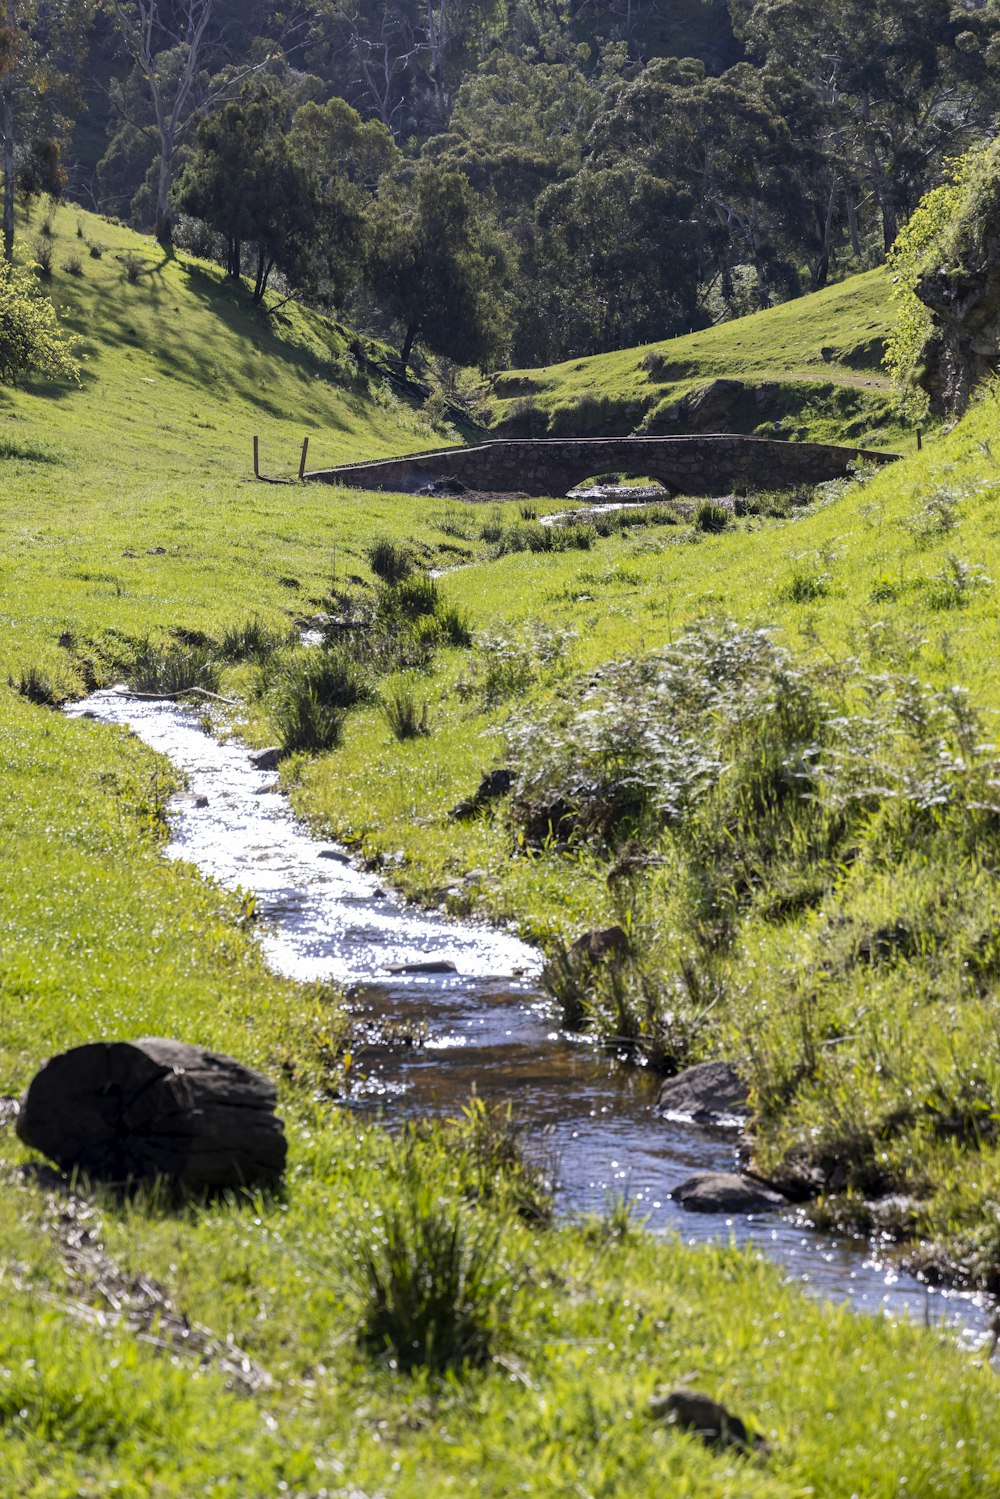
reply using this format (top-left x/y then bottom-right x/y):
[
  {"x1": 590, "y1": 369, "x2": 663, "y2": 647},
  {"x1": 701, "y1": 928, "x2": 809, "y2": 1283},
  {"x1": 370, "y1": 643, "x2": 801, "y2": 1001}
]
[
  {"x1": 486, "y1": 269, "x2": 907, "y2": 452},
  {"x1": 3, "y1": 210, "x2": 1000, "y2": 1493},
  {"x1": 293, "y1": 383, "x2": 1000, "y2": 1288}
]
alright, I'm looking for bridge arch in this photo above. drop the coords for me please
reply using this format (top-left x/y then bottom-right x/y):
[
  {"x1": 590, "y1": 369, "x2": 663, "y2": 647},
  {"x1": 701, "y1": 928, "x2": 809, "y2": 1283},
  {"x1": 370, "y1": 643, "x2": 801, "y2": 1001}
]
[{"x1": 305, "y1": 436, "x2": 898, "y2": 498}]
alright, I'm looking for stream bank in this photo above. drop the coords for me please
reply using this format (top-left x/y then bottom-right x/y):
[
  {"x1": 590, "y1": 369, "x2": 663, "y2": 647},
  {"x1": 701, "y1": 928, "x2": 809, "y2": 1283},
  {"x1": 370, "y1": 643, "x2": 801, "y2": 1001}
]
[{"x1": 66, "y1": 688, "x2": 996, "y2": 1351}]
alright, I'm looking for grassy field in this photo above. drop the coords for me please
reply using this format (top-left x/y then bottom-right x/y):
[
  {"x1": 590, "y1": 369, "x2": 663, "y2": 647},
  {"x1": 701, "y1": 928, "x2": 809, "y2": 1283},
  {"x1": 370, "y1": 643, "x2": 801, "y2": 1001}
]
[
  {"x1": 3, "y1": 205, "x2": 1000, "y2": 1492},
  {"x1": 484, "y1": 268, "x2": 907, "y2": 451}
]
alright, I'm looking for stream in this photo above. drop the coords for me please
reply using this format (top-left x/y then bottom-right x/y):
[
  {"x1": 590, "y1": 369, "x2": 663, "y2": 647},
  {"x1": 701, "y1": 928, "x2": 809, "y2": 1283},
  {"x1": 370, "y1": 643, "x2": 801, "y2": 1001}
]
[{"x1": 67, "y1": 689, "x2": 996, "y2": 1351}]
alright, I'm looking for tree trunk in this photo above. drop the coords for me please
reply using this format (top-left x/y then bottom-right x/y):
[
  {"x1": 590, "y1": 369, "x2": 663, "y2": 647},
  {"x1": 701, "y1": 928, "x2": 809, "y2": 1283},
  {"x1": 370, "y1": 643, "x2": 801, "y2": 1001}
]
[
  {"x1": 2, "y1": 0, "x2": 14, "y2": 261},
  {"x1": 399, "y1": 323, "x2": 418, "y2": 373},
  {"x1": 154, "y1": 144, "x2": 173, "y2": 244},
  {"x1": 846, "y1": 194, "x2": 862, "y2": 259}
]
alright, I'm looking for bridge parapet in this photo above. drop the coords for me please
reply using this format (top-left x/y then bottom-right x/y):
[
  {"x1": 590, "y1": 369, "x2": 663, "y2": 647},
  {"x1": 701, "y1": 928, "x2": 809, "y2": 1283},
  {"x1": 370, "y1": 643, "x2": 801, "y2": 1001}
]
[{"x1": 305, "y1": 435, "x2": 897, "y2": 499}]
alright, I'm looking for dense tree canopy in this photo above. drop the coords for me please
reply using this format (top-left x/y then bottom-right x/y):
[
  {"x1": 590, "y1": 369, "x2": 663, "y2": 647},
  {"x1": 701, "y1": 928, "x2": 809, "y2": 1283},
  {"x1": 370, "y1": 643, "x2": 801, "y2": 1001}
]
[{"x1": 4, "y1": 0, "x2": 1000, "y2": 372}]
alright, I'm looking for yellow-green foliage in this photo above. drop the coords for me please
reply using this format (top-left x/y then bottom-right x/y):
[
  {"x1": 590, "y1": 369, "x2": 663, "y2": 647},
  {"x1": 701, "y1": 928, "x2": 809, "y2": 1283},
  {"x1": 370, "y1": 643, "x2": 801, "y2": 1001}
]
[
  {"x1": 0, "y1": 257, "x2": 79, "y2": 385},
  {"x1": 886, "y1": 143, "x2": 1000, "y2": 417}
]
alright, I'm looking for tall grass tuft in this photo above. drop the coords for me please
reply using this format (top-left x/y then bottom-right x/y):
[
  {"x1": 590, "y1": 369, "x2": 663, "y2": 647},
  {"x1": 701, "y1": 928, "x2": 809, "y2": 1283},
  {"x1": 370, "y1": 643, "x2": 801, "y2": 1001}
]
[
  {"x1": 8, "y1": 665, "x2": 65, "y2": 706},
  {"x1": 219, "y1": 615, "x2": 288, "y2": 662},
  {"x1": 381, "y1": 684, "x2": 431, "y2": 740},
  {"x1": 269, "y1": 648, "x2": 374, "y2": 753},
  {"x1": 346, "y1": 1172, "x2": 511, "y2": 1371},
  {"x1": 693, "y1": 499, "x2": 732, "y2": 533},
  {"x1": 128, "y1": 640, "x2": 220, "y2": 696},
  {"x1": 367, "y1": 538, "x2": 413, "y2": 584}
]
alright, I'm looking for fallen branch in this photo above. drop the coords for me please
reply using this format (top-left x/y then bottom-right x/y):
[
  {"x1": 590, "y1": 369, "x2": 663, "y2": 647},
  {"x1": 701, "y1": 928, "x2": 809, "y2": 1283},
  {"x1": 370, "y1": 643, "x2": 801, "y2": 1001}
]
[{"x1": 113, "y1": 687, "x2": 238, "y2": 705}]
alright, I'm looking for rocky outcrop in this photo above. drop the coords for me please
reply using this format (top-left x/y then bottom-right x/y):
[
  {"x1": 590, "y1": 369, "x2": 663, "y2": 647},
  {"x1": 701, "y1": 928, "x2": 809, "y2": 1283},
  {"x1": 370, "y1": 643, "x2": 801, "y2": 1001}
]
[
  {"x1": 915, "y1": 152, "x2": 1000, "y2": 413},
  {"x1": 918, "y1": 256, "x2": 1000, "y2": 413}
]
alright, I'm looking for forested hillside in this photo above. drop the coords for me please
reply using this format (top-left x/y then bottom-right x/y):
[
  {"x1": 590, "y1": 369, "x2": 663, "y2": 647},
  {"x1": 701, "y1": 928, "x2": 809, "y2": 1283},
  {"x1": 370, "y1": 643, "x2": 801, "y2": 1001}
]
[{"x1": 7, "y1": 0, "x2": 1000, "y2": 377}]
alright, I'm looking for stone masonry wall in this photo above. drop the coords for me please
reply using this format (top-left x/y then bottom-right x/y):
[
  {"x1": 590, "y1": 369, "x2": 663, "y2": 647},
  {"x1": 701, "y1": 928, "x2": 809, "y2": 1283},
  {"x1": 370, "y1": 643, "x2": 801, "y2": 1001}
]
[{"x1": 306, "y1": 436, "x2": 896, "y2": 499}]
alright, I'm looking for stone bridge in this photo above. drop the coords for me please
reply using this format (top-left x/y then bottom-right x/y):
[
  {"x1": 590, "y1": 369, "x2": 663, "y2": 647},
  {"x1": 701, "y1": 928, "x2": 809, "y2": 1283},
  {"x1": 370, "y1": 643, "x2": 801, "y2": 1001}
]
[{"x1": 305, "y1": 435, "x2": 897, "y2": 499}]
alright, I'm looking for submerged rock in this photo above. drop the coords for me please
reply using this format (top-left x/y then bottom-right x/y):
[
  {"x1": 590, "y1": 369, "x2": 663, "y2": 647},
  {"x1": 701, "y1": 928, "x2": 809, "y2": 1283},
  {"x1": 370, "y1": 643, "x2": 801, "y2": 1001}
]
[
  {"x1": 672, "y1": 1171, "x2": 786, "y2": 1213},
  {"x1": 656, "y1": 1061, "x2": 749, "y2": 1126},
  {"x1": 17, "y1": 1038, "x2": 287, "y2": 1191},
  {"x1": 249, "y1": 746, "x2": 282, "y2": 770},
  {"x1": 385, "y1": 958, "x2": 458, "y2": 975},
  {"x1": 168, "y1": 791, "x2": 209, "y2": 810}
]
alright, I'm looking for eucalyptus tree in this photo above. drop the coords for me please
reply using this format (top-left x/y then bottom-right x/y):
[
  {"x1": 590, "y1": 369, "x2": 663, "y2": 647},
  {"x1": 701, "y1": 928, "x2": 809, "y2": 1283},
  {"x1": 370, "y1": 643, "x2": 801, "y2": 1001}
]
[
  {"x1": 368, "y1": 161, "x2": 505, "y2": 372},
  {"x1": 0, "y1": 0, "x2": 96, "y2": 258},
  {"x1": 106, "y1": 0, "x2": 307, "y2": 242}
]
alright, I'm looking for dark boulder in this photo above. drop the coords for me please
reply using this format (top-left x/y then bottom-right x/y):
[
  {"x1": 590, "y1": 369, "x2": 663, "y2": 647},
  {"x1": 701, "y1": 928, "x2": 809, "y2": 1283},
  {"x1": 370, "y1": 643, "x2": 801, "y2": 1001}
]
[
  {"x1": 16, "y1": 1038, "x2": 286, "y2": 1191},
  {"x1": 249, "y1": 746, "x2": 282, "y2": 771},
  {"x1": 656, "y1": 1061, "x2": 749, "y2": 1126},
  {"x1": 650, "y1": 1386, "x2": 767, "y2": 1452},
  {"x1": 449, "y1": 767, "x2": 514, "y2": 820},
  {"x1": 569, "y1": 926, "x2": 630, "y2": 964},
  {"x1": 672, "y1": 1171, "x2": 786, "y2": 1214}
]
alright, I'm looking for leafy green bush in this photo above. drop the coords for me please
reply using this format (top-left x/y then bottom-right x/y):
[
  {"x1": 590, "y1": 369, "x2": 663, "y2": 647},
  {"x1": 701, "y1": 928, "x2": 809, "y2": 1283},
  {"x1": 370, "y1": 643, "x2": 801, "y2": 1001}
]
[{"x1": 0, "y1": 258, "x2": 79, "y2": 386}]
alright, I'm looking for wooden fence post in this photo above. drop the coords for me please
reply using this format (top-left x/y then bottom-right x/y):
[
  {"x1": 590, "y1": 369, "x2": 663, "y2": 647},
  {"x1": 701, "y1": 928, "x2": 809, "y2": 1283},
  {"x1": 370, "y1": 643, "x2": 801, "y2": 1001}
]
[
  {"x1": 253, "y1": 435, "x2": 260, "y2": 478},
  {"x1": 299, "y1": 436, "x2": 309, "y2": 481},
  {"x1": 917, "y1": 428, "x2": 923, "y2": 451}
]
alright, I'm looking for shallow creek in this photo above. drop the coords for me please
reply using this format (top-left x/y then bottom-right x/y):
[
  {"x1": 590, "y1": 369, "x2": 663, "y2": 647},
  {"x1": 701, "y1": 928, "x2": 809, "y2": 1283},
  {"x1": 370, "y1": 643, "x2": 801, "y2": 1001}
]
[{"x1": 67, "y1": 689, "x2": 995, "y2": 1349}]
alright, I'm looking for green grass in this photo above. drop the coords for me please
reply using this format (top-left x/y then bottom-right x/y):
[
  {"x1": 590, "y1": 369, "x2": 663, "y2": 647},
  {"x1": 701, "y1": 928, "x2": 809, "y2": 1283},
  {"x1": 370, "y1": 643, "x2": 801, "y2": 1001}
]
[
  {"x1": 291, "y1": 387, "x2": 1000, "y2": 1283},
  {"x1": 485, "y1": 268, "x2": 909, "y2": 450},
  {"x1": 3, "y1": 205, "x2": 1000, "y2": 1490}
]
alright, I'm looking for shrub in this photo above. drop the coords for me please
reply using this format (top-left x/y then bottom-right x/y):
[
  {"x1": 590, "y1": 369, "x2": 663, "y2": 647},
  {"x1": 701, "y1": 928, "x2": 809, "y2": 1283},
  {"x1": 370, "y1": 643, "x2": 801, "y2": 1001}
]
[
  {"x1": 121, "y1": 251, "x2": 145, "y2": 283},
  {"x1": 63, "y1": 252, "x2": 83, "y2": 277},
  {"x1": 0, "y1": 260, "x2": 78, "y2": 386},
  {"x1": 367, "y1": 538, "x2": 413, "y2": 584},
  {"x1": 924, "y1": 553, "x2": 993, "y2": 610},
  {"x1": 88, "y1": 242, "x2": 104, "y2": 259},
  {"x1": 693, "y1": 499, "x2": 732, "y2": 533},
  {"x1": 903, "y1": 486, "x2": 963, "y2": 543},
  {"x1": 346, "y1": 1174, "x2": 511, "y2": 1371},
  {"x1": 31, "y1": 238, "x2": 53, "y2": 277},
  {"x1": 457, "y1": 622, "x2": 570, "y2": 711},
  {"x1": 381, "y1": 684, "x2": 430, "y2": 740}
]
